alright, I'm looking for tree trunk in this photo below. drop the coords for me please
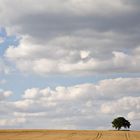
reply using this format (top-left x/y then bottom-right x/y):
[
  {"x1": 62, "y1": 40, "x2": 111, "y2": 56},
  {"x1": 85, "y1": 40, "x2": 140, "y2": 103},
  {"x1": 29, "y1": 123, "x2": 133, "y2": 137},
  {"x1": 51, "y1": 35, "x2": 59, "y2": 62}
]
[{"x1": 118, "y1": 127, "x2": 121, "y2": 131}]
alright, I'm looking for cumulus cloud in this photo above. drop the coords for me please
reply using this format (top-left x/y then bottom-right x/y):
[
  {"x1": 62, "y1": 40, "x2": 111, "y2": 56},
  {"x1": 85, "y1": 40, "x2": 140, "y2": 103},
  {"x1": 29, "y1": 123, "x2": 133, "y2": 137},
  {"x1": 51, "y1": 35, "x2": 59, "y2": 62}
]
[
  {"x1": 101, "y1": 97, "x2": 140, "y2": 114},
  {"x1": 0, "y1": 0, "x2": 138, "y2": 76},
  {"x1": 0, "y1": 77, "x2": 139, "y2": 129},
  {"x1": 5, "y1": 35, "x2": 140, "y2": 75},
  {"x1": 0, "y1": 89, "x2": 12, "y2": 100},
  {"x1": 127, "y1": 112, "x2": 140, "y2": 121},
  {"x1": 0, "y1": 0, "x2": 140, "y2": 129}
]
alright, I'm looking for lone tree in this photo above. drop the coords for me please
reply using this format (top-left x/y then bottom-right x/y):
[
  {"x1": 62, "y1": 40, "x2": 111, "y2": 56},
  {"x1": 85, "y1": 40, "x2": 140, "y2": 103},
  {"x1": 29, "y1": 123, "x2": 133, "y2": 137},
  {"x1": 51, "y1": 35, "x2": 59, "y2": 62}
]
[{"x1": 112, "y1": 117, "x2": 131, "y2": 130}]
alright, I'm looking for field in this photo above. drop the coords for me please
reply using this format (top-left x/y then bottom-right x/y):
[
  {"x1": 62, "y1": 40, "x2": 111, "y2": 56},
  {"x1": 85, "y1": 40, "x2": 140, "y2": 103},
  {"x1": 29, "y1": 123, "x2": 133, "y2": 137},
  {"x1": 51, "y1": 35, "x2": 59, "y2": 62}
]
[{"x1": 0, "y1": 130, "x2": 140, "y2": 140}]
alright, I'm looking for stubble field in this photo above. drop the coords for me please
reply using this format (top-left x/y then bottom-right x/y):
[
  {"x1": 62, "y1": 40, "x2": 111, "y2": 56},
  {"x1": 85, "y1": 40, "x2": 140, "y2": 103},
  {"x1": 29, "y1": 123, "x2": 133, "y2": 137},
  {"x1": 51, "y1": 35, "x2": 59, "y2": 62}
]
[{"x1": 0, "y1": 130, "x2": 140, "y2": 140}]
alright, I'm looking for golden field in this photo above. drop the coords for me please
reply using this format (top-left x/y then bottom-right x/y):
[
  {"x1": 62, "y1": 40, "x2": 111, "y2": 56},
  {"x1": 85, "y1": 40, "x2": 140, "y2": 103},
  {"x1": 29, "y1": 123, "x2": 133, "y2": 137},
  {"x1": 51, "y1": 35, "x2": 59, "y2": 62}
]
[{"x1": 0, "y1": 130, "x2": 140, "y2": 140}]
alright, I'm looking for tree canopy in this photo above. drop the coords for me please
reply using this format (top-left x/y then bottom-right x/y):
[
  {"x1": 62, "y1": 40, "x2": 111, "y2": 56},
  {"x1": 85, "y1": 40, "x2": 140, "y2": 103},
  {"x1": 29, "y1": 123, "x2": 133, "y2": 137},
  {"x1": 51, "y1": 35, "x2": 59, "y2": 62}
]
[{"x1": 112, "y1": 117, "x2": 131, "y2": 130}]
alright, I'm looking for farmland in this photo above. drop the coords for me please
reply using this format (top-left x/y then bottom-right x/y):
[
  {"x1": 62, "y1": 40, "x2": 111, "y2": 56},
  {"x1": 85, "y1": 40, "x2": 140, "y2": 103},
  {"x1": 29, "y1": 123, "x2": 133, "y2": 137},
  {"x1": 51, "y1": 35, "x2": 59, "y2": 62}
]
[{"x1": 0, "y1": 130, "x2": 140, "y2": 140}]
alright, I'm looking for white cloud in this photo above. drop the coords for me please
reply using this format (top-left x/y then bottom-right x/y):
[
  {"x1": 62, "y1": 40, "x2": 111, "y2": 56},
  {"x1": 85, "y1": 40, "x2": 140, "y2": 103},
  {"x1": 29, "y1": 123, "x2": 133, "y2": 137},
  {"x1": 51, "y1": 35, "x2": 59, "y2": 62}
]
[
  {"x1": 80, "y1": 50, "x2": 90, "y2": 59},
  {"x1": 0, "y1": 118, "x2": 26, "y2": 126},
  {"x1": 101, "y1": 96, "x2": 140, "y2": 119},
  {"x1": 5, "y1": 35, "x2": 140, "y2": 76},
  {"x1": 0, "y1": 77, "x2": 137, "y2": 128},
  {"x1": 0, "y1": 0, "x2": 140, "y2": 129},
  {"x1": 13, "y1": 112, "x2": 46, "y2": 118},
  {"x1": 0, "y1": 0, "x2": 139, "y2": 76},
  {"x1": 14, "y1": 99, "x2": 34, "y2": 110},
  {"x1": 0, "y1": 89, "x2": 12, "y2": 100},
  {"x1": 127, "y1": 112, "x2": 140, "y2": 121},
  {"x1": 0, "y1": 77, "x2": 139, "y2": 129}
]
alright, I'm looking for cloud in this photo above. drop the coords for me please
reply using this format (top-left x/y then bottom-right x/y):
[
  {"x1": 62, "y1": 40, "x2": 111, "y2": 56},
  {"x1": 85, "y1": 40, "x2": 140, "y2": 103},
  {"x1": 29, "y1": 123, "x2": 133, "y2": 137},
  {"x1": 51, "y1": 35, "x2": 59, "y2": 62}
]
[
  {"x1": 101, "y1": 96, "x2": 140, "y2": 114},
  {"x1": 0, "y1": 89, "x2": 12, "y2": 100},
  {"x1": 0, "y1": 118, "x2": 26, "y2": 126},
  {"x1": 127, "y1": 112, "x2": 140, "y2": 121},
  {"x1": 0, "y1": 0, "x2": 139, "y2": 76},
  {"x1": 0, "y1": 0, "x2": 138, "y2": 38},
  {"x1": 0, "y1": 0, "x2": 140, "y2": 129},
  {"x1": 0, "y1": 0, "x2": 131, "y2": 23},
  {"x1": 0, "y1": 77, "x2": 139, "y2": 129},
  {"x1": 0, "y1": 37, "x2": 4, "y2": 44},
  {"x1": 5, "y1": 35, "x2": 140, "y2": 76},
  {"x1": 0, "y1": 58, "x2": 11, "y2": 74}
]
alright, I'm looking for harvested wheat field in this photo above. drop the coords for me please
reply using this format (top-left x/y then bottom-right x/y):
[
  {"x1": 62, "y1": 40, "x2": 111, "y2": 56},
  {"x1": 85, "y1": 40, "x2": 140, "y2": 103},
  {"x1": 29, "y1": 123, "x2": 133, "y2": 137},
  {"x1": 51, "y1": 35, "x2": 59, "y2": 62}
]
[{"x1": 0, "y1": 130, "x2": 140, "y2": 140}]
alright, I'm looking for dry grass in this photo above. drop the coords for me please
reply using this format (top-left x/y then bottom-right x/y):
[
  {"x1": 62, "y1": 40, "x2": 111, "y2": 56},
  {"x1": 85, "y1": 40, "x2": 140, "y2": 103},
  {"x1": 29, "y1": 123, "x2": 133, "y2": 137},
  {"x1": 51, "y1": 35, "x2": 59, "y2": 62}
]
[{"x1": 0, "y1": 130, "x2": 139, "y2": 140}]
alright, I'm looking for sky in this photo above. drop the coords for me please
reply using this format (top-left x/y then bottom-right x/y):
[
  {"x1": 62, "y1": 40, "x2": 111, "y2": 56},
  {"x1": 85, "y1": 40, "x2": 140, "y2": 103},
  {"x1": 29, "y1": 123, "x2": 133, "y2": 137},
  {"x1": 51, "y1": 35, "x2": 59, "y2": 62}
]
[{"x1": 0, "y1": 0, "x2": 140, "y2": 130}]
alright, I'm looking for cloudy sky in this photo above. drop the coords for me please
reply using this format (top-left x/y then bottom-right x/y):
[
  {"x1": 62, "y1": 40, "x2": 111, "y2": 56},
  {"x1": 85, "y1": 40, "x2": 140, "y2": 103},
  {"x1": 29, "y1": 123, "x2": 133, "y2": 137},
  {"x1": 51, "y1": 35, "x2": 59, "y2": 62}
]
[{"x1": 0, "y1": 0, "x2": 140, "y2": 130}]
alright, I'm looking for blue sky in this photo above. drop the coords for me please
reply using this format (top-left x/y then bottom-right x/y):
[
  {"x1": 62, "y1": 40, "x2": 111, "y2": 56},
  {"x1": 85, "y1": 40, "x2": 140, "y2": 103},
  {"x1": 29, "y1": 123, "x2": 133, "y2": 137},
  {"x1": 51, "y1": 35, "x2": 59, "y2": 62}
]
[{"x1": 0, "y1": 0, "x2": 140, "y2": 130}]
